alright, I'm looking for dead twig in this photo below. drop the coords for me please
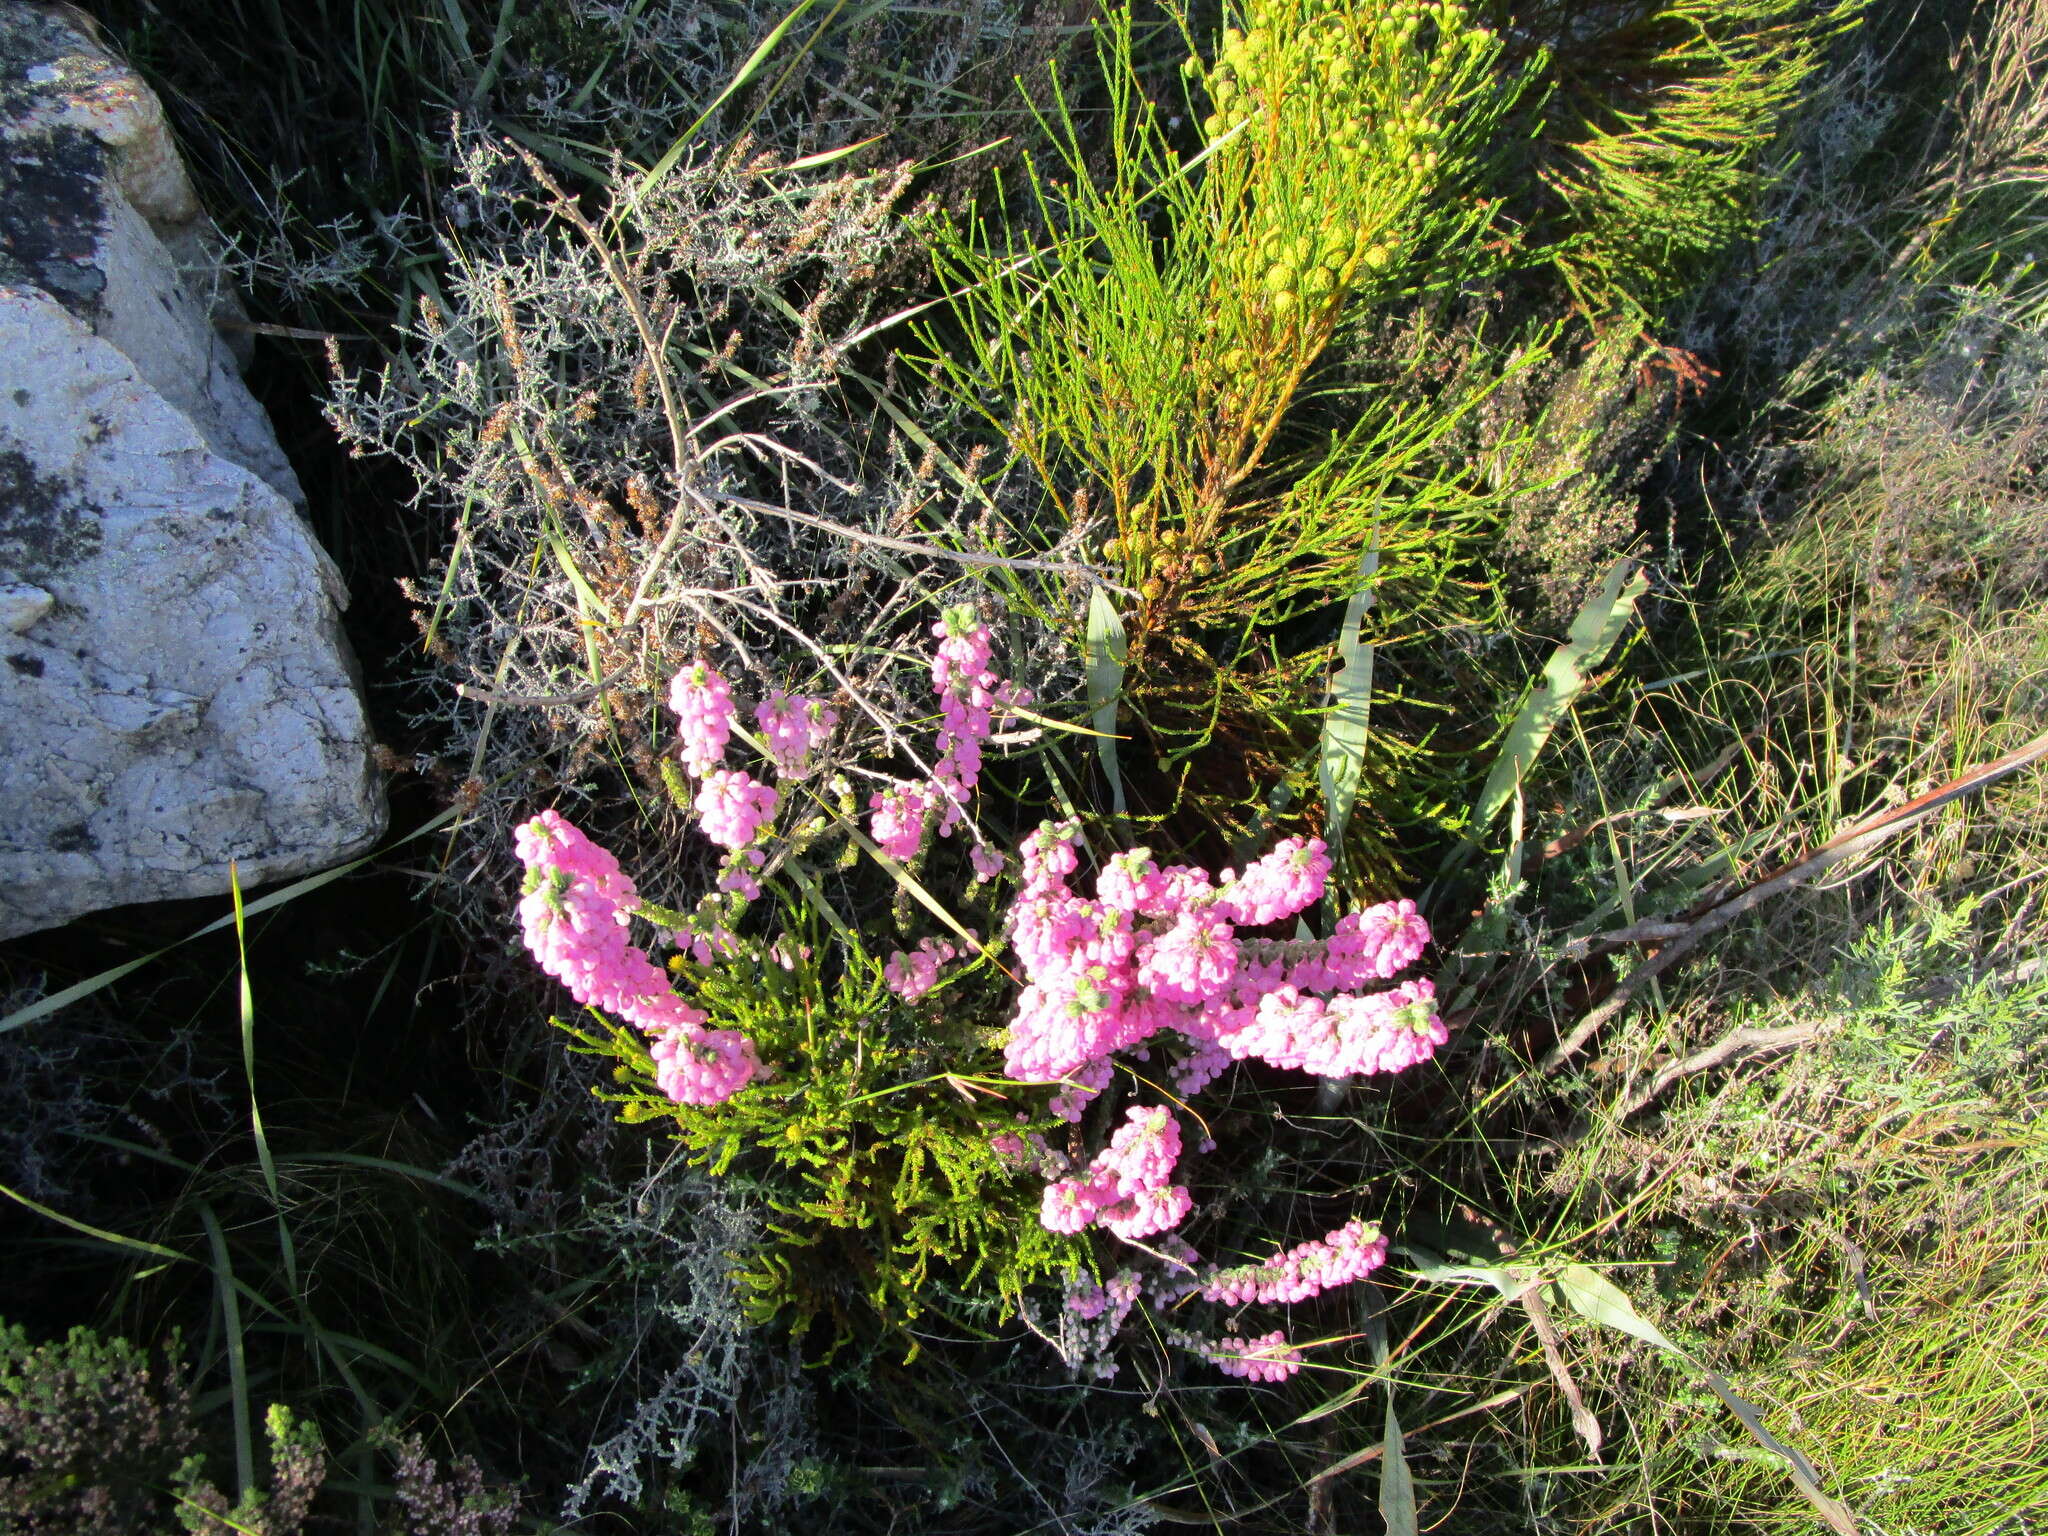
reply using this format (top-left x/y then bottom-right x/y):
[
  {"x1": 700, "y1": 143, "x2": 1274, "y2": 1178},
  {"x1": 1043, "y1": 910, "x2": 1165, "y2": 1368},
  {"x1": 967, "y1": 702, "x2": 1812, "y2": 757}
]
[
  {"x1": 1617, "y1": 1021, "x2": 1821, "y2": 1118},
  {"x1": 718, "y1": 490, "x2": 1130, "y2": 585}
]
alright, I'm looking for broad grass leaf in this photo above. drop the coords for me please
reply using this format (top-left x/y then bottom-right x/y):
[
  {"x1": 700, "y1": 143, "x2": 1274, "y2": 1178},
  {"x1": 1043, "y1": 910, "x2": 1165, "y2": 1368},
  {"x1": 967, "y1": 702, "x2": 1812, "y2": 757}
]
[
  {"x1": 1706, "y1": 1374, "x2": 1861, "y2": 1535},
  {"x1": 1471, "y1": 558, "x2": 1649, "y2": 836},
  {"x1": 1379, "y1": 1394, "x2": 1418, "y2": 1536},
  {"x1": 1554, "y1": 1262, "x2": 1690, "y2": 1359},
  {"x1": 1557, "y1": 1265, "x2": 1861, "y2": 1532},
  {"x1": 1087, "y1": 586, "x2": 1129, "y2": 817},
  {"x1": 1319, "y1": 540, "x2": 1379, "y2": 854}
]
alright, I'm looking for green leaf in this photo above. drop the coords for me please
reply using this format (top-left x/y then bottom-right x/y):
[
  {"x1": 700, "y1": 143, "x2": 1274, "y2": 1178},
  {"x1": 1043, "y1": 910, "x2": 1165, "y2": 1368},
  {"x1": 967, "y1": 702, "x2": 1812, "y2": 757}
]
[
  {"x1": 199, "y1": 1203, "x2": 254, "y2": 1500},
  {"x1": 1087, "y1": 586, "x2": 1129, "y2": 818},
  {"x1": 1470, "y1": 557, "x2": 1649, "y2": 837},
  {"x1": 1364, "y1": 1285, "x2": 1419, "y2": 1536},
  {"x1": 1379, "y1": 1394, "x2": 1419, "y2": 1536},
  {"x1": 1555, "y1": 1264, "x2": 1861, "y2": 1533},
  {"x1": 1553, "y1": 1262, "x2": 1691, "y2": 1361},
  {"x1": 0, "y1": 801, "x2": 466, "y2": 1037},
  {"x1": 1319, "y1": 540, "x2": 1379, "y2": 856}
]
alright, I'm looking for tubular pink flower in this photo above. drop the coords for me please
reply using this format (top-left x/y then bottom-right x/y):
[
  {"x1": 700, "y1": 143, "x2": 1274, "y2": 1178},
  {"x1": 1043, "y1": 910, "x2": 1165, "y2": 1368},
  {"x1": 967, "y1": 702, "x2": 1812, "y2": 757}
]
[
  {"x1": 648, "y1": 1025, "x2": 761, "y2": 1106},
  {"x1": 1101, "y1": 1185, "x2": 1193, "y2": 1241},
  {"x1": 926, "y1": 605, "x2": 1031, "y2": 838},
  {"x1": 1041, "y1": 1173, "x2": 1114, "y2": 1234},
  {"x1": 1096, "y1": 1105, "x2": 1183, "y2": 1198},
  {"x1": 1208, "y1": 980, "x2": 1446, "y2": 1078},
  {"x1": 969, "y1": 841, "x2": 1006, "y2": 883},
  {"x1": 867, "y1": 785, "x2": 929, "y2": 861},
  {"x1": 1200, "y1": 1219, "x2": 1388, "y2": 1306},
  {"x1": 1136, "y1": 910, "x2": 1239, "y2": 1004},
  {"x1": 717, "y1": 847, "x2": 767, "y2": 901},
  {"x1": 667, "y1": 660, "x2": 736, "y2": 778},
  {"x1": 1047, "y1": 1056, "x2": 1112, "y2": 1123},
  {"x1": 1200, "y1": 1330, "x2": 1303, "y2": 1382},
  {"x1": 1168, "y1": 1036, "x2": 1234, "y2": 1095},
  {"x1": 755, "y1": 691, "x2": 838, "y2": 774},
  {"x1": 1214, "y1": 837, "x2": 1331, "y2": 927},
  {"x1": 694, "y1": 768, "x2": 779, "y2": 850},
  {"x1": 513, "y1": 811, "x2": 758, "y2": 1106},
  {"x1": 884, "y1": 936, "x2": 961, "y2": 1001}
]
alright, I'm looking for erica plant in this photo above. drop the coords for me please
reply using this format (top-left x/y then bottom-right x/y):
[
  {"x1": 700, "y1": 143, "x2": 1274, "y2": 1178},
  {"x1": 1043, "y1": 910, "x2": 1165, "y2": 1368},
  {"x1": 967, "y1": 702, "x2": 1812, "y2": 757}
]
[{"x1": 512, "y1": 603, "x2": 1446, "y2": 1376}]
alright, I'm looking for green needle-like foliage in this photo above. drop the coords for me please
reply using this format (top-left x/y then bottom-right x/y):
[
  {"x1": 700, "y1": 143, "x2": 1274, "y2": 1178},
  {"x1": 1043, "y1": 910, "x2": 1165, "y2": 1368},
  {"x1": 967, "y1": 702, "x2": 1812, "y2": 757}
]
[
  {"x1": 931, "y1": 0, "x2": 1539, "y2": 863},
  {"x1": 1506, "y1": 0, "x2": 1869, "y2": 322},
  {"x1": 557, "y1": 930, "x2": 1080, "y2": 1351}
]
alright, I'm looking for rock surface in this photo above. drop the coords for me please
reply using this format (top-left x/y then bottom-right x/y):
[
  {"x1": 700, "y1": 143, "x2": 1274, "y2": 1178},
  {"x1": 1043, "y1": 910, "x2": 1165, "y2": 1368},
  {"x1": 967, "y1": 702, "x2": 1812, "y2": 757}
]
[{"x1": 0, "y1": 4, "x2": 384, "y2": 940}]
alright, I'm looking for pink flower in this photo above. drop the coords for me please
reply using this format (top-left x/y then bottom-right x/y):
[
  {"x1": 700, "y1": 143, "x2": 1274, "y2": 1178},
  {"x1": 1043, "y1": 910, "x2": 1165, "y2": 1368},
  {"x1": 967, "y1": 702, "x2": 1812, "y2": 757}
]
[
  {"x1": 648, "y1": 1025, "x2": 761, "y2": 1106},
  {"x1": 717, "y1": 847, "x2": 766, "y2": 900},
  {"x1": 884, "y1": 936, "x2": 961, "y2": 1001},
  {"x1": 1214, "y1": 837, "x2": 1330, "y2": 927},
  {"x1": 1041, "y1": 1175, "x2": 1111, "y2": 1234},
  {"x1": 667, "y1": 661, "x2": 735, "y2": 778},
  {"x1": 1096, "y1": 1105, "x2": 1183, "y2": 1197},
  {"x1": 694, "y1": 768, "x2": 778, "y2": 849},
  {"x1": 1199, "y1": 1329, "x2": 1303, "y2": 1382},
  {"x1": 868, "y1": 785, "x2": 930, "y2": 861},
  {"x1": 1101, "y1": 1185, "x2": 1193, "y2": 1241},
  {"x1": 1201, "y1": 1219, "x2": 1388, "y2": 1306},
  {"x1": 513, "y1": 810, "x2": 758, "y2": 1107},
  {"x1": 1136, "y1": 910, "x2": 1239, "y2": 1004},
  {"x1": 755, "y1": 691, "x2": 838, "y2": 774}
]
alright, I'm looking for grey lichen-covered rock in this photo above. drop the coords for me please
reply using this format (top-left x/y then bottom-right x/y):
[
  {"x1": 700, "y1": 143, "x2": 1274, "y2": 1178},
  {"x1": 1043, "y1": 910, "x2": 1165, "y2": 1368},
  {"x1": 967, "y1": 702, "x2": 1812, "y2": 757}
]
[{"x1": 0, "y1": 5, "x2": 384, "y2": 939}]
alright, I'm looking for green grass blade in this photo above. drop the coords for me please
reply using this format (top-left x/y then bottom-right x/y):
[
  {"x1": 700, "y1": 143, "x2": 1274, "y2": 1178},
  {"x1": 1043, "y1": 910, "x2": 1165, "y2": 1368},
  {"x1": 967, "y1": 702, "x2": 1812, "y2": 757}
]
[
  {"x1": 230, "y1": 866, "x2": 295, "y2": 1299},
  {"x1": 1556, "y1": 1264, "x2": 1861, "y2": 1532},
  {"x1": 0, "y1": 802, "x2": 465, "y2": 1037},
  {"x1": 0, "y1": 1179, "x2": 194, "y2": 1266},
  {"x1": 1319, "y1": 540, "x2": 1380, "y2": 858},
  {"x1": 1365, "y1": 1286, "x2": 1419, "y2": 1536},
  {"x1": 1469, "y1": 558, "x2": 1650, "y2": 839},
  {"x1": 200, "y1": 1203, "x2": 255, "y2": 1499},
  {"x1": 1379, "y1": 1393, "x2": 1418, "y2": 1536},
  {"x1": 628, "y1": 0, "x2": 825, "y2": 210},
  {"x1": 1087, "y1": 586, "x2": 1129, "y2": 819}
]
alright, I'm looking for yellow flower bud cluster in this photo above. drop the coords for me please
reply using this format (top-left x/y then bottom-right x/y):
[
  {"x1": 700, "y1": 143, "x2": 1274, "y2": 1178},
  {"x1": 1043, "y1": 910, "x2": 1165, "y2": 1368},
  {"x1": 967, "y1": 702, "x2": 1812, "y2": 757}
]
[
  {"x1": 1105, "y1": 524, "x2": 1216, "y2": 585},
  {"x1": 1185, "y1": 0, "x2": 1497, "y2": 357}
]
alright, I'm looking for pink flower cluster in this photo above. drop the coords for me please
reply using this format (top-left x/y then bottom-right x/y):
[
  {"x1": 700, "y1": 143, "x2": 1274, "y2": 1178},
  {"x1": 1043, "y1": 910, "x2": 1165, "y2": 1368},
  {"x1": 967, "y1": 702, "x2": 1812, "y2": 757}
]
[
  {"x1": 1192, "y1": 1330, "x2": 1304, "y2": 1383},
  {"x1": 756, "y1": 691, "x2": 839, "y2": 774},
  {"x1": 667, "y1": 661, "x2": 735, "y2": 778},
  {"x1": 930, "y1": 605, "x2": 1030, "y2": 837},
  {"x1": 693, "y1": 768, "x2": 779, "y2": 850},
  {"x1": 883, "y1": 934, "x2": 973, "y2": 1001},
  {"x1": 1003, "y1": 824, "x2": 1439, "y2": 1106},
  {"x1": 864, "y1": 606, "x2": 1028, "y2": 861},
  {"x1": 513, "y1": 810, "x2": 759, "y2": 1106},
  {"x1": 1039, "y1": 1105, "x2": 1193, "y2": 1241},
  {"x1": 1200, "y1": 1219, "x2": 1389, "y2": 1306},
  {"x1": 666, "y1": 661, "x2": 837, "y2": 859},
  {"x1": 867, "y1": 784, "x2": 930, "y2": 862}
]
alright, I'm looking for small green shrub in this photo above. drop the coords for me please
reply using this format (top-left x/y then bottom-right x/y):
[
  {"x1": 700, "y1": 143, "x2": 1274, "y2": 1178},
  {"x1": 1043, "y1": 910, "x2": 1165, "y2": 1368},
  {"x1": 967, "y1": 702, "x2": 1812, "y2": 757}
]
[
  {"x1": 559, "y1": 928, "x2": 1082, "y2": 1345},
  {"x1": 0, "y1": 1321, "x2": 195, "y2": 1535},
  {"x1": 929, "y1": 0, "x2": 1537, "y2": 860},
  {"x1": 1510, "y1": 0, "x2": 1868, "y2": 323}
]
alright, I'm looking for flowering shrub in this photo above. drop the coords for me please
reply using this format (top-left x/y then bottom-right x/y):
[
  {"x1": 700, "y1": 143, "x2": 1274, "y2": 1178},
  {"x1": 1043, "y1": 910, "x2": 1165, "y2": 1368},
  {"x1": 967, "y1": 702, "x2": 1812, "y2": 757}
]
[
  {"x1": 552, "y1": 933, "x2": 1082, "y2": 1340},
  {"x1": 514, "y1": 603, "x2": 1446, "y2": 1374}
]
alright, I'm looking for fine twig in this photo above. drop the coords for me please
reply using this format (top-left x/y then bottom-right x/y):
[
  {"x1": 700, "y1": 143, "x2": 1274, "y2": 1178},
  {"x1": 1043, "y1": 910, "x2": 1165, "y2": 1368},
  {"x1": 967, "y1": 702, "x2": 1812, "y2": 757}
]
[
  {"x1": 1541, "y1": 728, "x2": 2048, "y2": 1072},
  {"x1": 1617, "y1": 1021, "x2": 1821, "y2": 1118},
  {"x1": 718, "y1": 490, "x2": 1127, "y2": 584},
  {"x1": 455, "y1": 665, "x2": 637, "y2": 708}
]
